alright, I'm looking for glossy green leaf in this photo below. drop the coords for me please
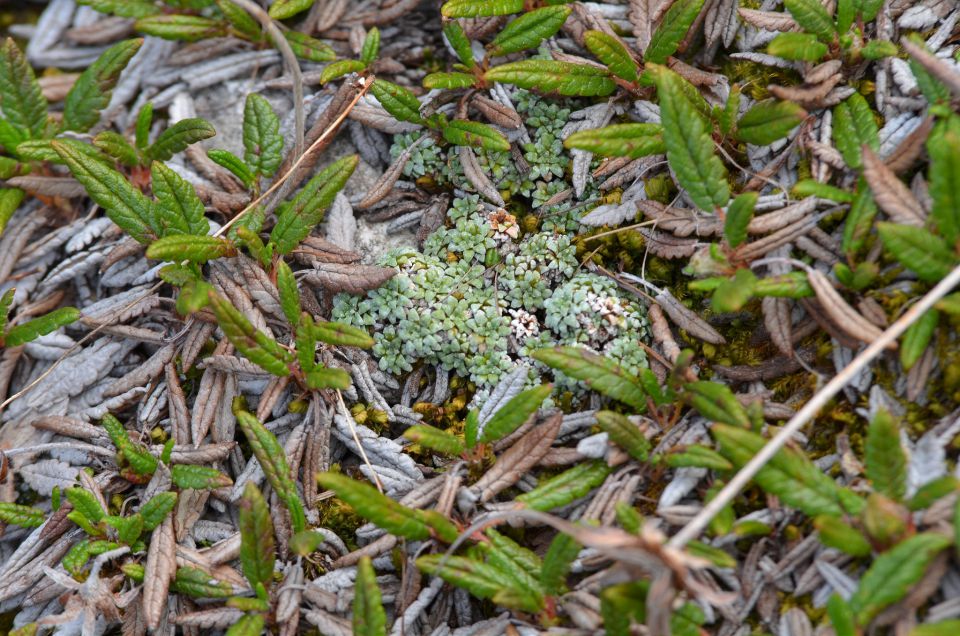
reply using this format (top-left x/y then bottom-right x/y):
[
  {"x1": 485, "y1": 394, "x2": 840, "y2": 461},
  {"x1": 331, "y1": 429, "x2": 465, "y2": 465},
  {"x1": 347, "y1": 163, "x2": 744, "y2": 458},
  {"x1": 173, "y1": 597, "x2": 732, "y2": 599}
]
[
  {"x1": 767, "y1": 32, "x2": 828, "y2": 61},
  {"x1": 686, "y1": 540, "x2": 737, "y2": 568},
  {"x1": 861, "y1": 40, "x2": 897, "y2": 60},
  {"x1": 243, "y1": 93, "x2": 283, "y2": 177},
  {"x1": 106, "y1": 513, "x2": 143, "y2": 545},
  {"x1": 52, "y1": 139, "x2": 156, "y2": 244},
  {"x1": 66, "y1": 487, "x2": 105, "y2": 525},
  {"x1": 151, "y1": 161, "x2": 209, "y2": 237},
  {"x1": 441, "y1": 0, "x2": 525, "y2": 18},
  {"x1": 404, "y1": 424, "x2": 466, "y2": 456},
  {"x1": 359, "y1": 27, "x2": 380, "y2": 65},
  {"x1": 878, "y1": 222, "x2": 957, "y2": 283},
  {"x1": 464, "y1": 408, "x2": 480, "y2": 449},
  {"x1": 442, "y1": 119, "x2": 510, "y2": 151},
  {"x1": 135, "y1": 101, "x2": 153, "y2": 149},
  {"x1": 712, "y1": 268, "x2": 757, "y2": 313},
  {"x1": 901, "y1": 309, "x2": 938, "y2": 371},
  {"x1": 312, "y1": 320, "x2": 375, "y2": 348},
  {"x1": 289, "y1": 530, "x2": 325, "y2": 556},
  {"x1": 645, "y1": 0, "x2": 705, "y2": 63},
  {"x1": 849, "y1": 533, "x2": 952, "y2": 625},
  {"x1": 0, "y1": 187, "x2": 23, "y2": 236},
  {"x1": 736, "y1": 99, "x2": 806, "y2": 145},
  {"x1": 0, "y1": 38, "x2": 47, "y2": 139},
  {"x1": 833, "y1": 92, "x2": 879, "y2": 169},
  {"x1": 208, "y1": 292, "x2": 294, "y2": 376},
  {"x1": 4, "y1": 306, "x2": 78, "y2": 348},
  {"x1": 856, "y1": 0, "x2": 883, "y2": 21},
  {"x1": 490, "y1": 6, "x2": 572, "y2": 56},
  {"x1": 93, "y1": 131, "x2": 139, "y2": 167},
  {"x1": 541, "y1": 532, "x2": 580, "y2": 596},
  {"x1": 814, "y1": 515, "x2": 872, "y2": 557},
  {"x1": 583, "y1": 30, "x2": 638, "y2": 82},
  {"x1": 910, "y1": 621, "x2": 960, "y2": 636},
  {"x1": 563, "y1": 123, "x2": 665, "y2": 158},
  {"x1": 369, "y1": 79, "x2": 423, "y2": 123},
  {"x1": 532, "y1": 346, "x2": 646, "y2": 410},
  {"x1": 79, "y1": 0, "x2": 161, "y2": 18},
  {"x1": 238, "y1": 482, "x2": 275, "y2": 589},
  {"x1": 865, "y1": 408, "x2": 908, "y2": 501},
  {"x1": 171, "y1": 464, "x2": 233, "y2": 489},
  {"x1": 306, "y1": 365, "x2": 352, "y2": 390},
  {"x1": 443, "y1": 21, "x2": 475, "y2": 67},
  {"x1": 225, "y1": 613, "x2": 265, "y2": 636},
  {"x1": 423, "y1": 71, "x2": 476, "y2": 90},
  {"x1": 516, "y1": 460, "x2": 611, "y2": 511},
  {"x1": 172, "y1": 566, "x2": 234, "y2": 598},
  {"x1": 793, "y1": 179, "x2": 855, "y2": 203},
  {"x1": 215, "y1": 0, "x2": 260, "y2": 39},
  {"x1": 207, "y1": 148, "x2": 254, "y2": 187},
  {"x1": 0, "y1": 288, "x2": 12, "y2": 335},
  {"x1": 485, "y1": 60, "x2": 616, "y2": 97},
  {"x1": 146, "y1": 117, "x2": 216, "y2": 162},
  {"x1": 666, "y1": 444, "x2": 734, "y2": 471},
  {"x1": 147, "y1": 235, "x2": 235, "y2": 262},
  {"x1": 64, "y1": 39, "x2": 142, "y2": 132},
  {"x1": 724, "y1": 191, "x2": 757, "y2": 248},
  {"x1": 927, "y1": 116, "x2": 960, "y2": 244},
  {"x1": 842, "y1": 180, "x2": 878, "y2": 255},
  {"x1": 319, "y1": 59, "x2": 367, "y2": 85},
  {"x1": 268, "y1": 0, "x2": 313, "y2": 19},
  {"x1": 649, "y1": 64, "x2": 729, "y2": 211},
  {"x1": 283, "y1": 30, "x2": 336, "y2": 62},
  {"x1": 827, "y1": 594, "x2": 857, "y2": 636},
  {"x1": 270, "y1": 154, "x2": 358, "y2": 253},
  {"x1": 416, "y1": 554, "x2": 509, "y2": 602},
  {"x1": 753, "y1": 271, "x2": 814, "y2": 298},
  {"x1": 595, "y1": 410, "x2": 650, "y2": 460},
  {"x1": 140, "y1": 491, "x2": 177, "y2": 531},
  {"x1": 0, "y1": 502, "x2": 45, "y2": 528},
  {"x1": 354, "y1": 556, "x2": 387, "y2": 636},
  {"x1": 784, "y1": 0, "x2": 836, "y2": 41},
  {"x1": 275, "y1": 259, "x2": 300, "y2": 327},
  {"x1": 135, "y1": 15, "x2": 226, "y2": 41},
  {"x1": 906, "y1": 35, "x2": 952, "y2": 105},
  {"x1": 479, "y1": 383, "x2": 552, "y2": 444}
]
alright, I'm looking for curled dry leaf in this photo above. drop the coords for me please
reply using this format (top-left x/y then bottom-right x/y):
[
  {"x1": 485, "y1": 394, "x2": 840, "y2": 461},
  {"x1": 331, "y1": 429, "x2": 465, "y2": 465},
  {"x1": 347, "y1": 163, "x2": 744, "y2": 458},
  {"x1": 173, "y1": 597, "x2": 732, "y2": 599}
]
[
  {"x1": 806, "y1": 269, "x2": 892, "y2": 348},
  {"x1": 301, "y1": 263, "x2": 397, "y2": 295},
  {"x1": 861, "y1": 146, "x2": 925, "y2": 226},
  {"x1": 142, "y1": 515, "x2": 175, "y2": 631},
  {"x1": 357, "y1": 135, "x2": 426, "y2": 209},
  {"x1": 459, "y1": 145, "x2": 506, "y2": 206},
  {"x1": 472, "y1": 412, "x2": 562, "y2": 503},
  {"x1": 655, "y1": 288, "x2": 726, "y2": 345}
]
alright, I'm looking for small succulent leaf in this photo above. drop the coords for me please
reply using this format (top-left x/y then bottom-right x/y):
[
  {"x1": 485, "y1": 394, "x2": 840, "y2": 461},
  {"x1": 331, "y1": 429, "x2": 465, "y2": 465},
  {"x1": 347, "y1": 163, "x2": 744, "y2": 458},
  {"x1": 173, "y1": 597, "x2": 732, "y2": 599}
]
[
  {"x1": 243, "y1": 93, "x2": 283, "y2": 177},
  {"x1": 849, "y1": 533, "x2": 952, "y2": 626},
  {"x1": 0, "y1": 502, "x2": 45, "y2": 528},
  {"x1": 865, "y1": 409, "x2": 908, "y2": 501},
  {"x1": 928, "y1": 116, "x2": 960, "y2": 245},
  {"x1": 484, "y1": 60, "x2": 617, "y2": 97},
  {"x1": 208, "y1": 149, "x2": 255, "y2": 187},
  {"x1": 353, "y1": 556, "x2": 387, "y2": 636},
  {"x1": 783, "y1": 0, "x2": 836, "y2": 41},
  {"x1": 238, "y1": 482, "x2": 275, "y2": 590},
  {"x1": 724, "y1": 191, "x2": 757, "y2": 248},
  {"x1": 208, "y1": 292, "x2": 294, "y2": 376},
  {"x1": 563, "y1": 123, "x2": 665, "y2": 158},
  {"x1": 423, "y1": 72, "x2": 477, "y2": 90},
  {"x1": 516, "y1": 460, "x2": 611, "y2": 511},
  {"x1": 901, "y1": 309, "x2": 938, "y2": 372},
  {"x1": 275, "y1": 259, "x2": 301, "y2": 327},
  {"x1": 441, "y1": 0, "x2": 525, "y2": 18},
  {"x1": 595, "y1": 410, "x2": 651, "y2": 461},
  {"x1": 151, "y1": 161, "x2": 209, "y2": 236},
  {"x1": 645, "y1": 0, "x2": 705, "y2": 63},
  {"x1": 146, "y1": 117, "x2": 216, "y2": 162},
  {"x1": 4, "y1": 307, "x2": 80, "y2": 347},
  {"x1": 540, "y1": 532, "x2": 580, "y2": 596},
  {"x1": 736, "y1": 99, "x2": 807, "y2": 145},
  {"x1": 878, "y1": 222, "x2": 957, "y2": 283},
  {"x1": 268, "y1": 0, "x2": 313, "y2": 19},
  {"x1": 270, "y1": 154, "x2": 359, "y2": 254},
  {"x1": 134, "y1": 15, "x2": 227, "y2": 41},
  {"x1": 172, "y1": 566, "x2": 234, "y2": 598},
  {"x1": 283, "y1": 30, "x2": 336, "y2": 62},
  {"x1": 532, "y1": 346, "x2": 646, "y2": 411},
  {"x1": 369, "y1": 79, "x2": 423, "y2": 124},
  {"x1": 0, "y1": 38, "x2": 48, "y2": 139},
  {"x1": 711, "y1": 268, "x2": 757, "y2": 313},
  {"x1": 63, "y1": 39, "x2": 142, "y2": 132},
  {"x1": 147, "y1": 235, "x2": 236, "y2": 263},
  {"x1": 583, "y1": 30, "x2": 638, "y2": 82},
  {"x1": 833, "y1": 93, "x2": 879, "y2": 169},
  {"x1": 404, "y1": 425, "x2": 467, "y2": 456},
  {"x1": 52, "y1": 139, "x2": 156, "y2": 243},
  {"x1": 140, "y1": 491, "x2": 177, "y2": 531},
  {"x1": 443, "y1": 20, "x2": 475, "y2": 67},
  {"x1": 320, "y1": 59, "x2": 368, "y2": 85},
  {"x1": 490, "y1": 6, "x2": 572, "y2": 56},
  {"x1": 479, "y1": 383, "x2": 552, "y2": 444},
  {"x1": 171, "y1": 464, "x2": 233, "y2": 489},
  {"x1": 649, "y1": 64, "x2": 729, "y2": 211},
  {"x1": 442, "y1": 119, "x2": 510, "y2": 151},
  {"x1": 767, "y1": 32, "x2": 828, "y2": 61}
]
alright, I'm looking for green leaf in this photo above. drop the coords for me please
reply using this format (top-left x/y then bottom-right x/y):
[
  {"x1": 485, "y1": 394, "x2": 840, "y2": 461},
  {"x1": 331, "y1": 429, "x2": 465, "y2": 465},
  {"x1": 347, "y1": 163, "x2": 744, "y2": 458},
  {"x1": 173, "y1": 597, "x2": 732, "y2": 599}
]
[
  {"x1": 93, "y1": 131, "x2": 140, "y2": 167},
  {"x1": 134, "y1": 15, "x2": 226, "y2": 41},
  {"x1": 644, "y1": 0, "x2": 705, "y2": 63},
  {"x1": 649, "y1": 64, "x2": 729, "y2": 211},
  {"x1": 713, "y1": 423, "x2": 861, "y2": 518},
  {"x1": 783, "y1": 0, "x2": 836, "y2": 41},
  {"x1": 283, "y1": 30, "x2": 336, "y2": 62},
  {"x1": 135, "y1": 101, "x2": 153, "y2": 149},
  {"x1": 171, "y1": 464, "x2": 233, "y2": 489},
  {"x1": 208, "y1": 292, "x2": 294, "y2": 376},
  {"x1": 835, "y1": 0, "x2": 854, "y2": 35},
  {"x1": 238, "y1": 482, "x2": 275, "y2": 589},
  {"x1": 4, "y1": 307, "x2": 80, "y2": 347},
  {"x1": 151, "y1": 161, "x2": 209, "y2": 237},
  {"x1": 243, "y1": 94, "x2": 283, "y2": 178},
  {"x1": 583, "y1": 30, "x2": 638, "y2": 82},
  {"x1": 0, "y1": 187, "x2": 23, "y2": 236},
  {"x1": 479, "y1": 383, "x2": 552, "y2": 444},
  {"x1": 865, "y1": 408, "x2": 908, "y2": 501},
  {"x1": 52, "y1": 139, "x2": 156, "y2": 244},
  {"x1": 63, "y1": 39, "x2": 142, "y2": 132},
  {"x1": 106, "y1": 513, "x2": 144, "y2": 545},
  {"x1": 540, "y1": 532, "x2": 580, "y2": 596},
  {"x1": 268, "y1": 0, "x2": 313, "y2": 19},
  {"x1": 906, "y1": 35, "x2": 952, "y2": 105},
  {"x1": 666, "y1": 444, "x2": 734, "y2": 471},
  {"x1": 66, "y1": 487, "x2": 105, "y2": 525},
  {"x1": 861, "y1": 40, "x2": 897, "y2": 60},
  {"x1": 319, "y1": 59, "x2": 367, "y2": 85},
  {"x1": 686, "y1": 540, "x2": 737, "y2": 568},
  {"x1": 422, "y1": 71, "x2": 477, "y2": 90},
  {"x1": 724, "y1": 191, "x2": 757, "y2": 248},
  {"x1": 849, "y1": 533, "x2": 952, "y2": 625},
  {"x1": 563, "y1": 123, "x2": 665, "y2": 158},
  {"x1": 443, "y1": 20, "x2": 475, "y2": 67},
  {"x1": 0, "y1": 502, "x2": 45, "y2": 528},
  {"x1": 306, "y1": 365, "x2": 352, "y2": 390},
  {"x1": 464, "y1": 408, "x2": 479, "y2": 450},
  {"x1": 827, "y1": 594, "x2": 857, "y2": 636},
  {"x1": 172, "y1": 566, "x2": 234, "y2": 598},
  {"x1": 600, "y1": 582, "x2": 647, "y2": 635},
  {"x1": 441, "y1": 0, "x2": 525, "y2": 17},
  {"x1": 140, "y1": 491, "x2": 177, "y2": 531},
  {"x1": 0, "y1": 38, "x2": 47, "y2": 139},
  {"x1": 901, "y1": 309, "x2": 938, "y2": 371},
  {"x1": 717, "y1": 84, "x2": 741, "y2": 136},
  {"x1": 442, "y1": 119, "x2": 510, "y2": 151},
  {"x1": 147, "y1": 235, "x2": 236, "y2": 263},
  {"x1": 146, "y1": 117, "x2": 216, "y2": 162},
  {"x1": 79, "y1": 0, "x2": 162, "y2": 18},
  {"x1": 516, "y1": 460, "x2": 611, "y2": 511},
  {"x1": 814, "y1": 515, "x2": 872, "y2": 556},
  {"x1": 0, "y1": 289, "x2": 12, "y2": 336},
  {"x1": 312, "y1": 320, "x2": 375, "y2": 348},
  {"x1": 595, "y1": 410, "x2": 651, "y2": 461},
  {"x1": 275, "y1": 259, "x2": 300, "y2": 327},
  {"x1": 289, "y1": 530, "x2": 326, "y2": 556},
  {"x1": 532, "y1": 346, "x2": 646, "y2": 410},
  {"x1": 753, "y1": 271, "x2": 814, "y2": 298},
  {"x1": 490, "y1": 6, "x2": 572, "y2": 56},
  {"x1": 404, "y1": 425, "x2": 466, "y2": 456},
  {"x1": 63, "y1": 539, "x2": 93, "y2": 573},
  {"x1": 842, "y1": 180, "x2": 878, "y2": 255},
  {"x1": 767, "y1": 32, "x2": 828, "y2": 61},
  {"x1": 354, "y1": 556, "x2": 387, "y2": 636},
  {"x1": 416, "y1": 554, "x2": 509, "y2": 601},
  {"x1": 369, "y1": 79, "x2": 423, "y2": 124},
  {"x1": 909, "y1": 476, "x2": 959, "y2": 511},
  {"x1": 711, "y1": 268, "x2": 757, "y2": 313},
  {"x1": 878, "y1": 222, "x2": 957, "y2": 283},
  {"x1": 911, "y1": 621, "x2": 960, "y2": 636},
  {"x1": 318, "y1": 472, "x2": 456, "y2": 541},
  {"x1": 215, "y1": 0, "x2": 260, "y2": 39},
  {"x1": 225, "y1": 612, "x2": 264, "y2": 636},
  {"x1": 736, "y1": 99, "x2": 807, "y2": 145},
  {"x1": 208, "y1": 149, "x2": 254, "y2": 187},
  {"x1": 833, "y1": 92, "x2": 879, "y2": 169},
  {"x1": 270, "y1": 154, "x2": 358, "y2": 254},
  {"x1": 485, "y1": 60, "x2": 616, "y2": 97},
  {"x1": 927, "y1": 116, "x2": 960, "y2": 244},
  {"x1": 793, "y1": 179, "x2": 855, "y2": 203},
  {"x1": 360, "y1": 27, "x2": 380, "y2": 65},
  {"x1": 856, "y1": 0, "x2": 883, "y2": 21}
]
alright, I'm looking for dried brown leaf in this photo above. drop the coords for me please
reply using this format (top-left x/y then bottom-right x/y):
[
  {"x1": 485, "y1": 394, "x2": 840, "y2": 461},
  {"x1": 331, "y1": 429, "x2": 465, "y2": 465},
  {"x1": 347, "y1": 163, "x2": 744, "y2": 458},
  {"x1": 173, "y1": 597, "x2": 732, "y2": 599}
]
[
  {"x1": 736, "y1": 8, "x2": 799, "y2": 31},
  {"x1": 762, "y1": 296, "x2": 794, "y2": 357},
  {"x1": 143, "y1": 515, "x2": 175, "y2": 631},
  {"x1": 459, "y1": 145, "x2": 506, "y2": 206},
  {"x1": 301, "y1": 262, "x2": 396, "y2": 295},
  {"x1": 473, "y1": 412, "x2": 562, "y2": 503},
  {"x1": 473, "y1": 95, "x2": 522, "y2": 129},
  {"x1": 639, "y1": 228, "x2": 699, "y2": 259},
  {"x1": 806, "y1": 269, "x2": 891, "y2": 347},
  {"x1": 861, "y1": 146, "x2": 925, "y2": 225},
  {"x1": 655, "y1": 288, "x2": 726, "y2": 344},
  {"x1": 902, "y1": 38, "x2": 960, "y2": 98}
]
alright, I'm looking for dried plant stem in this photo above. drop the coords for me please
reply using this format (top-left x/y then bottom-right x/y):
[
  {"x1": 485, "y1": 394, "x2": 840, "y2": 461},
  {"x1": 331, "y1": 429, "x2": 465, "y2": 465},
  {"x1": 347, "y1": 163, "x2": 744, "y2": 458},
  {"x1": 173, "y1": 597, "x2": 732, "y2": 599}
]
[
  {"x1": 336, "y1": 389, "x2": 384, "y2": 493},
  {"x1": 229, "y1": 0, "x2": 305, "y2": 158},
  {"x1": 667, "y1": 263, "x2": 960, "y2": 549}
]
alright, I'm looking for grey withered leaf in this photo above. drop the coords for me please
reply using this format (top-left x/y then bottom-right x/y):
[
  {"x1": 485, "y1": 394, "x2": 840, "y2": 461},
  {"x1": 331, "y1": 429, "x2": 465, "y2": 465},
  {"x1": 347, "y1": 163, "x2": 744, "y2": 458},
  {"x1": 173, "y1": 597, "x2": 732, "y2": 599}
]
[
  {"x1": 301, "y1": 262, "x2": 396, "y2": 295},
  {"x1": 356, "y1": 135, "x2": 427, "y2": 209},
  {"x1": 459, "y1": 145, "x2": 505, "y2": 206}
]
